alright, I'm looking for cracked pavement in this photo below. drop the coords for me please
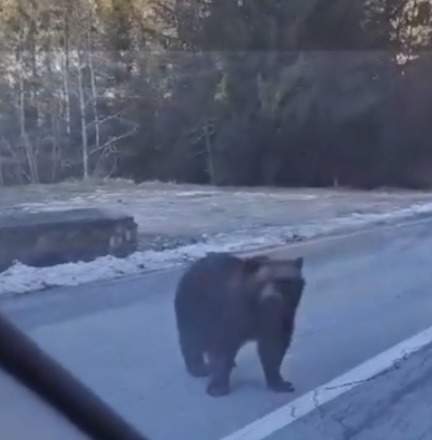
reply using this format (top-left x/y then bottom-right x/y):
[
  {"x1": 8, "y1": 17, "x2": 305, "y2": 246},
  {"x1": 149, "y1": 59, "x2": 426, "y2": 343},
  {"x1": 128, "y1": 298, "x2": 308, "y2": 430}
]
[
  {"x1": 1, "y1": 218, "x2": 432, "y2": 439},
  {"x1": 270, "y1": 343, "x2": 432, "y2": 440}
]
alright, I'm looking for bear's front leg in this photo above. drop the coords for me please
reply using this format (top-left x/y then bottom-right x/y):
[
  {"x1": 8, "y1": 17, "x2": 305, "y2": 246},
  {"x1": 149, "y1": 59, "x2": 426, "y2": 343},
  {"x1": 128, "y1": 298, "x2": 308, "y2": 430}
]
[{"x1": 206, "y1": 349, "x2": 237, "y2": 397}]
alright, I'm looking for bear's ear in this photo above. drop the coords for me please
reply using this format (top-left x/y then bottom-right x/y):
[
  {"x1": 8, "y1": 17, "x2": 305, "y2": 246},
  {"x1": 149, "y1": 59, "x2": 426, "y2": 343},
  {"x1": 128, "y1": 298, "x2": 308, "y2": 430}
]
[
  {"x1": 243, "y1": 255, "x2": 269, "y2": 273},
  {"x1": 294, "y1": 257, "x2": 304, "y2": 271},
  {"x1": 244, "y1": 256, "x2": 273, "y2": 283}
]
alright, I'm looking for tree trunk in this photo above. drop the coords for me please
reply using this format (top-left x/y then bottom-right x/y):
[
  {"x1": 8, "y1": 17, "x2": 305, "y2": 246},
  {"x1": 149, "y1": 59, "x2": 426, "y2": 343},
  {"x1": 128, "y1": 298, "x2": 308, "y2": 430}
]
[
  {"x1": 29, "y1": 15, "x2": 41, "y2": 130},
  {"x1": 88, "y1": 30, "x2": 100, "y2": 149},
  {"x1": 63, "y1": 10, "x2": 72, "y2": 136},
  {"x1": 77, "y1": 51, "x2": 89, "y2": 179},
  {"x1": 50, "y1": 110, "x2": 60, "y2": 182},
  {"x1": 17, "y1": 45, "x2": 39, "y2": 184},
  {"x1": 204, "y1": 122, "x2": 216, "y2": 185},
  {"x1": 45, "y1": 14, "x2": 60, "y2": 183}
]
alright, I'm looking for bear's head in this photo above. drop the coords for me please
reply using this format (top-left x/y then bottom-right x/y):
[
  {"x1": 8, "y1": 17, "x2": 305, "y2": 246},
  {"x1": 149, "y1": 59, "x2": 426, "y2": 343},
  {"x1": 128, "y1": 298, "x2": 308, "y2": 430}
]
[{"x1": 243, "y1": 254, "x2": 305, "y2": 309}]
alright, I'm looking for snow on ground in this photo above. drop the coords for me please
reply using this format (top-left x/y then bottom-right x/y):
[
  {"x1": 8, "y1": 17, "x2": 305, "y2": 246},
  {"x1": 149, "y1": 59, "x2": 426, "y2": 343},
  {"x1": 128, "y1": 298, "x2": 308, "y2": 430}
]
[{"x1": 1, "y1": 180, "x2": 432, "y2": 296}]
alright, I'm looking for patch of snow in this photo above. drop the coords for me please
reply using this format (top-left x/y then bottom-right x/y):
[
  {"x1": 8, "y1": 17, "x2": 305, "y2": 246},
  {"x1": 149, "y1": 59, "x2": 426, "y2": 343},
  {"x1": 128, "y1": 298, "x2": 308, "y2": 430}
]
[
  {"x1": 231, "y1": 191, "x2": 320, "y2": 200},
  {"x1": 2, "y1": 202, "x2": 432, "y2": 296},
  {"x1": 174, "y1": 191, "x2": 220, "y2": 197}
]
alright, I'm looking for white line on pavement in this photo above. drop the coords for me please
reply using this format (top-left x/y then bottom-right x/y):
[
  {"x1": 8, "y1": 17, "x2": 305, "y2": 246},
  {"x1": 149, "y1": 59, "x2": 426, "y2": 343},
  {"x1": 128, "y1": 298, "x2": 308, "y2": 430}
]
[{"x1": 220, "y1": 324, "x2": 432, "y2": 440}]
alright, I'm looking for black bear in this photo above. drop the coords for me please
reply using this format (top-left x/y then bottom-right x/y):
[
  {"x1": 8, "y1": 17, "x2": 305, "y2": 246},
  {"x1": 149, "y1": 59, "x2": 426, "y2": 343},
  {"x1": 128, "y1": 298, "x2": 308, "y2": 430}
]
[{"x1": 174, "y1": 251, "x2": 305, "y2": 397}]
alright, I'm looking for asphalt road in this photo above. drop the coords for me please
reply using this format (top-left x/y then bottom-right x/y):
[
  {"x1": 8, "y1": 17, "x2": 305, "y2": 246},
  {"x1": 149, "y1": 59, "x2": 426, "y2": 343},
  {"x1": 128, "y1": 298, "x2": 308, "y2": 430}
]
[
  {"x1": 267, "y1": 341, "x2": 432, "y2": 440},
  {"x1": 0, "y1": 370, "x2": 89, "y2": 440},
  {"x1": 2, "y1": 219, "x2": 432, "y2": 440}
]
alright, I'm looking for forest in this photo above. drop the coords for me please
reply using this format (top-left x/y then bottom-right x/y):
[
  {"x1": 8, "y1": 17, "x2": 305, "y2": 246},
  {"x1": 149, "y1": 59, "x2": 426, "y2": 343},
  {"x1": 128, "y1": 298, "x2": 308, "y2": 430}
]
[{"x1": 1, "y1": 0, "x2": 432, "y2": 188}]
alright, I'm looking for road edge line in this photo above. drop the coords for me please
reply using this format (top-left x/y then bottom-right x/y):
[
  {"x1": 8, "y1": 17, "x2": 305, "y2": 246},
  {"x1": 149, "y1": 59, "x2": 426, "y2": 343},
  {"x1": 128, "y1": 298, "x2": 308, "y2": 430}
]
[{"x1": 220, "y1": 325, "x2": 432, "y2": 440}]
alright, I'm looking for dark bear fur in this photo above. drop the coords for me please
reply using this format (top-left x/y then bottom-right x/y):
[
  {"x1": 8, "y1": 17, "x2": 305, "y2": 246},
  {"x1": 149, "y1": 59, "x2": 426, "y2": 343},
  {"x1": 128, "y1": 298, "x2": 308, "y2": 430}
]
[{"x1": 174, "y1": 251, "x2": 305, "y2": 397}]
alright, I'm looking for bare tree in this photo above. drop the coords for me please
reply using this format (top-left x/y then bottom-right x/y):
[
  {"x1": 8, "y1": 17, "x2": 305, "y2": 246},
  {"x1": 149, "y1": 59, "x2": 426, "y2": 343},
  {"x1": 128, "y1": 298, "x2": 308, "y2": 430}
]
[
  {"x1": 87, "y1": 30, "x2": 101, "y2": 150},
  {"x1": 77, "y1": 49, "x2": 89, "y2": 179},
  {"x1": 17, "y1": 40, "x2": 39, "y2": 184},
  {"x1": 63, "y1": 6, "x2": 72, "y2": 136}
]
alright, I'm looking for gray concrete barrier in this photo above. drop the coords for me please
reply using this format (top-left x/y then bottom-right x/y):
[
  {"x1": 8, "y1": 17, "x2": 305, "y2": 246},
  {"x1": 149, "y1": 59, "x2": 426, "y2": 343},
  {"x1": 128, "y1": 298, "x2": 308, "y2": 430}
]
[{"x1": 0, "y1": 209, "x2": 137, "y2": 272}]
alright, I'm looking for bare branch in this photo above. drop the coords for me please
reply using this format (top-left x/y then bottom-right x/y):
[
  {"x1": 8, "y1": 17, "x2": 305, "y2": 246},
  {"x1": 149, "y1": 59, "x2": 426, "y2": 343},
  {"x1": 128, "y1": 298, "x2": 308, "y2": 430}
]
[
  {"x1": 89, "y1": 125, "x2": 138, "y2": 156},
  {"x1": 85, "y1": 111, "x2": 125, "y2": 128}
]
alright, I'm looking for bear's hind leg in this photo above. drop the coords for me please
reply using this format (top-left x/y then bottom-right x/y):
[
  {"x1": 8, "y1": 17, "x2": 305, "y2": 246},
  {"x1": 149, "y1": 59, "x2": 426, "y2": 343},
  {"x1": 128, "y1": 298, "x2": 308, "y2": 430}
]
[
  {"x1": 206, "y1": 346, "x2": 239, "y2": 397},
  {"x1": 179, "y1": 331, "x2": 209, "y2": 378}
]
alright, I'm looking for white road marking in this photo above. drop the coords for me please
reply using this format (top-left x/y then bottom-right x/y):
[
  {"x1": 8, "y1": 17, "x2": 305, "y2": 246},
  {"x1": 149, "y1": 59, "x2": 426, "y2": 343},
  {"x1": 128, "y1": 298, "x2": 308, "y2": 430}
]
[{"x1": 220, "y1": 324, "x2": 432, "y2": 440}]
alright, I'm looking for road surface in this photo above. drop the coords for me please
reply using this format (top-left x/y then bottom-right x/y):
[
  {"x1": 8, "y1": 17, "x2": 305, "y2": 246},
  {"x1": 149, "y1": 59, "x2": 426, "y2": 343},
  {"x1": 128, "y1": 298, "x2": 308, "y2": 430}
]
[
  {"x1": 265, "y1": 341, "x2": 432, "y2": 440},
  {"x1": 0, "y1": 370, "x2": 88, "y2": 440},
  {"x1": 1, "y1": 218, "x2": 432, "y2": 439}
]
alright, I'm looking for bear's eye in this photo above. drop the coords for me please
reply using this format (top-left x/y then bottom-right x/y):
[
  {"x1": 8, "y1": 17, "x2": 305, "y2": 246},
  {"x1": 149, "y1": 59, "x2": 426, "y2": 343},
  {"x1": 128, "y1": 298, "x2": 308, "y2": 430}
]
[
  {"x1": 274, "y1": 280, "x2": 292, "y2": 290},
  {"x1": 274, "y1": 278, "x2": 304, "y2": 293}
]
